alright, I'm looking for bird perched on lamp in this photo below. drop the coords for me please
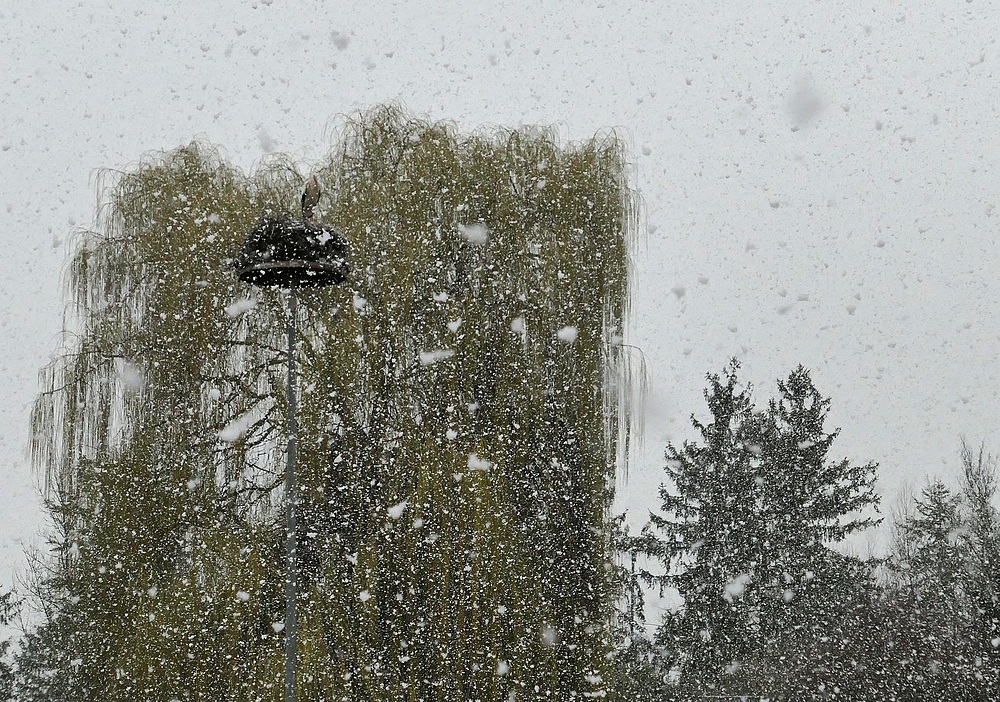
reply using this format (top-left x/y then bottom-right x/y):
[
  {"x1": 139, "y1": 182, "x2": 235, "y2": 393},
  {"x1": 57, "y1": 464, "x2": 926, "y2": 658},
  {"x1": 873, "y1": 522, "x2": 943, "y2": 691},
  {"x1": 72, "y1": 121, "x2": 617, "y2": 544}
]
[{"x1": 301, "y1": 175, "x2": 322, "y2": 222}]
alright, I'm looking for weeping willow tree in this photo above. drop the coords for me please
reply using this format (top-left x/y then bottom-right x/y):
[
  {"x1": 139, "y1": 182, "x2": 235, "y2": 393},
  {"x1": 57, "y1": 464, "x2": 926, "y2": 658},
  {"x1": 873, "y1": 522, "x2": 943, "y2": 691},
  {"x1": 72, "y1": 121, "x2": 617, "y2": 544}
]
[{"x1": 23, "y1": 105, "x2": 639, "y2": 701}]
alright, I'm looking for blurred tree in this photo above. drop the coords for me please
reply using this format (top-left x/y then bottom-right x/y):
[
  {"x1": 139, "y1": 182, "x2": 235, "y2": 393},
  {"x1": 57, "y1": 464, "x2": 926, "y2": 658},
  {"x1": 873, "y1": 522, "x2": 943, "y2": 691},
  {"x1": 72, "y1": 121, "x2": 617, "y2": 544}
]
[
  {"x1": 640, "y1": 361, "x2": 881, "y2": 699},
  {"x1": 606, "y1": 514, "x2": 664, "y2": 701},
  {"x1": 893, "y1": 481, "x2": 967, "y2": 634},
  {"x1": 878, "y1": 443, "x2": 1000, "y2": 698},
  {"x1": 0, "y1": 588, "x2": 15, "y2": 701},
  {"x1": 958, "y1": 440, "x2": 1000, "y2": 662},
  {"x1": 21, "y1": 106, "x2": 640, "y2": 701},
  {"x1": 883, "y1": 480, "x2": 977, "y2": 698}
]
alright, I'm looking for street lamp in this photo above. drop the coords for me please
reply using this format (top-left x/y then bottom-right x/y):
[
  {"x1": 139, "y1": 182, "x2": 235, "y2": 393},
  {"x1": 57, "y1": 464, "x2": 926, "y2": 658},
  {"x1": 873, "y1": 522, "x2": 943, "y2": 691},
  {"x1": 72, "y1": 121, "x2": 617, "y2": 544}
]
[{"x1": 233, "y1": 186, "x2": 349, "y2": 702}]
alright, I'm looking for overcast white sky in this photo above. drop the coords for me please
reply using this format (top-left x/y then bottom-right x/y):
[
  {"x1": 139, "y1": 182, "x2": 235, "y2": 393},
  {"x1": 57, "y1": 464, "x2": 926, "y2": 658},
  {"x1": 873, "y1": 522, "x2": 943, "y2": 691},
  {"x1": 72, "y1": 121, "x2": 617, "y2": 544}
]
[{"x1": 2, "y1": 1, "x2": 999, "y2": 622}]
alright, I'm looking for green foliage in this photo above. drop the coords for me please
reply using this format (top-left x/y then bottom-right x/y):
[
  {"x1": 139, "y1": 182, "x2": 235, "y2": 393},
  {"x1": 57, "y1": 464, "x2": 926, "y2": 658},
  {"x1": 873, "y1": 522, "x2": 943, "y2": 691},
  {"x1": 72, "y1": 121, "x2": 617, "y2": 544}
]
[
  {"x1": 641, "y1": 360, "x2": 881, "y2": 698},
  {"x1": 24, "y1": 106, "x2": 638, "y2": 700}
]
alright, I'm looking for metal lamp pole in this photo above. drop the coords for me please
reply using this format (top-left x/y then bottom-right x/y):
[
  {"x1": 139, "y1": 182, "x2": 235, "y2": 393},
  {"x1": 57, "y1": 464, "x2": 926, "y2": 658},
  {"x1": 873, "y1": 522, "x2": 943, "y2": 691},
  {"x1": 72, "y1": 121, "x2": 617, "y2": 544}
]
[
  {"x1": 234, "y1": 179, "x2": 348, "y2": 702},
  {"x1": 284, "y1": 288, "x2": 298, "y2": 702}
]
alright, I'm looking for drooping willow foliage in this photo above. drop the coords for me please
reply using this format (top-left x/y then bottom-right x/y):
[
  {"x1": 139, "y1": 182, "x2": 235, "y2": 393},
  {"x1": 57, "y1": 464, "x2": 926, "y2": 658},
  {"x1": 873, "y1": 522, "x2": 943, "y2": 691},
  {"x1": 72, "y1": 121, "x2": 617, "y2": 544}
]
[{"x1": 23, "y1": 105, "x2": 640, "y2": 701}]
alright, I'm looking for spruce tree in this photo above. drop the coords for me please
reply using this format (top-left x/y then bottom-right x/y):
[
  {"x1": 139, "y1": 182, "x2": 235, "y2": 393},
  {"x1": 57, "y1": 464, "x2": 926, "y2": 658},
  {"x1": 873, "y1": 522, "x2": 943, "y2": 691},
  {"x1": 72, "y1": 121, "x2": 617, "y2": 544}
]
[
  {"x1": 893, "y1": 481, "x2": 967, "y2": 625},
  {"x1": 884, "y1": 480, "x2": 974, "y2": 697},
  {"x1": 645, "y1": 360, "x2": 764, "y2": 692},
  {"x1": 0, "y1": 588, "x2": 15, "y2": 701},
  {"x1": 643, "y1": 361, "x2": 880, "y2": 698},
  {"x1": 958, "y1": 440, "x2": 1000, "y2": 661},
  {"x1": 22, "y1": 106, "x2": 639, "y2": 701},
  {"x1": 881, "y1": 448, "x2": 1000, "y2": 697}
]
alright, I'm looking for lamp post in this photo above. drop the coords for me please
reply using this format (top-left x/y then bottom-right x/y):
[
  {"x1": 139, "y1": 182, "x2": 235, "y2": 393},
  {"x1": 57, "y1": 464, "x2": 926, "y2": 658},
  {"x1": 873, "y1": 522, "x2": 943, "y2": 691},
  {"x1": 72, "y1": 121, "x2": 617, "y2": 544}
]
[{"x1": 234, "y1": 195, "x2": 349, "y2": 702}]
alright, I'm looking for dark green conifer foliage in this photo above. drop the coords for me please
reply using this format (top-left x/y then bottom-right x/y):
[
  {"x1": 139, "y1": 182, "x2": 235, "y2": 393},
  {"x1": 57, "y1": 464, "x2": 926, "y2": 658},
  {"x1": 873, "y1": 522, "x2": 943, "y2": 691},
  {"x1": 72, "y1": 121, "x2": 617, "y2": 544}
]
[
  {"x1": 24, "y1": 106, "x2": 638, "y2": 700},
  {"x1": 894, "y1": 481, "x2": 967, "y2": 618},
  {"x1": 647, "y1": 362, "x2": 764, "y2": 687},
  {"x1": 0, "y1": 588, "x2": 14, "y2": 701},
  {"x1": 957, "y1": 441, "x2": 1000, "y2": 659},
  {"x1": 881, "y1": 448, "x2": 1000, "y2": 698},
  {"x1": 643, "y1": 361, "x2": 880, "y2": 698},
  {"x1": 884, "y1": 480, "x2": 973, "y2": 697}
]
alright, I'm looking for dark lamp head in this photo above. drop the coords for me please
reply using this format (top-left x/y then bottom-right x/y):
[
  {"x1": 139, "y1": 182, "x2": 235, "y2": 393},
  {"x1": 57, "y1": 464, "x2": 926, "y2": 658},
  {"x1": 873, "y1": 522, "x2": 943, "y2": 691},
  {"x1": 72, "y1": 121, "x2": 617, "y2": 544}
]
[{"x1": 234, "y1": 216, "x2": 350, "y2": 289}]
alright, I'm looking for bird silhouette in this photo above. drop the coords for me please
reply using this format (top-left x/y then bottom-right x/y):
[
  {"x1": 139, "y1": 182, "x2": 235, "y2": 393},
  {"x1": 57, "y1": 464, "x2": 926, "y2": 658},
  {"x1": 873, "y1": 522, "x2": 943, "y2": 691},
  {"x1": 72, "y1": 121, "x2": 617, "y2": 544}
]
[{"x1": 301, "y1": 175, "x2": 322, "y2": 222}]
